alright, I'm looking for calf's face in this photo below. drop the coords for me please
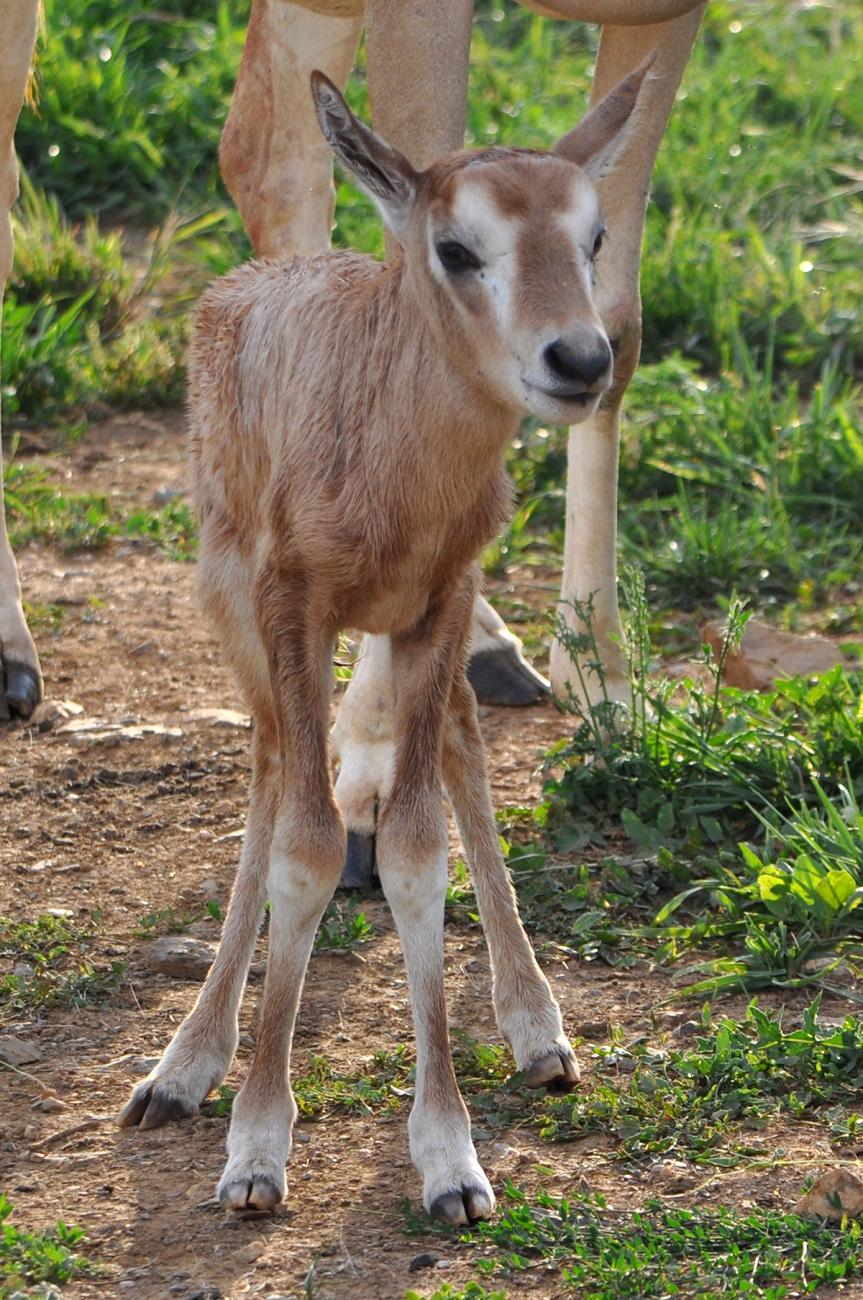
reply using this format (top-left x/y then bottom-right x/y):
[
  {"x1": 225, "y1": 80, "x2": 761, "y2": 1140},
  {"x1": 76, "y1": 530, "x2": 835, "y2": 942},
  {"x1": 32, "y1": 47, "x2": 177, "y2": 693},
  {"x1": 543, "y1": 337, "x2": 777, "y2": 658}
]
[
  {"x1": 416, "y1": 151, "x2": 612, "y2": 423},
  {"x1": 311, "y1": 56, "x2": 655, "y2": 423}
]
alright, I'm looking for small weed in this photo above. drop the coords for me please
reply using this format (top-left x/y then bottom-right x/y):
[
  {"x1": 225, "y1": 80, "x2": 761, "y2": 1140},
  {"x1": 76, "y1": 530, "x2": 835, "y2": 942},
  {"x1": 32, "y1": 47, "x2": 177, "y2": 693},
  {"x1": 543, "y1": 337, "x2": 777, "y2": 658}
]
[
  {"x1": 132, "y1": 907, "x2": 197, "y2": 938},
  {"x1": 540, "y1": 570, "x2": 863, "y2": 994},
  {"x1": 462, "y1": 1185, "x2": 863, "y2": 1297},
  {"x1": 202, "y1": 1047, "x2": 414, "y2": 1120},
  {"x1": 0, "y1": 913, "x2": 123, "y2": 1021},
  {"x1": 3, "y1": 460, "x2": 198, "y2": 559},
  {"x1": 541, "y1": 997, "x2": 863, "y2": 1165},
  {"x1": 405, "y1": 1285, "x2": 508, "y2": 1300},
  {"x1": 0, "y1": 1194, "x2": 95, "y2": 1293},
  {"x1": 313, "y1": 901, "x2": 374, "y2": 952}
]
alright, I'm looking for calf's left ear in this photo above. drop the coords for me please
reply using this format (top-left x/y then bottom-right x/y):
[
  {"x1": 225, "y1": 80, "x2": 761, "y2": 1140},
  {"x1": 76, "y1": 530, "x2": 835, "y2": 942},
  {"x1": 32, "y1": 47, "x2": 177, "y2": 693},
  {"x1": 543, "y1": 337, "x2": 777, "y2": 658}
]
[
  {"x1": 552, "y1": 52, "x2": 657, "y2": 181},
  {"x1": 311, "y1": 71, "x2": 419, "y2": 241}
]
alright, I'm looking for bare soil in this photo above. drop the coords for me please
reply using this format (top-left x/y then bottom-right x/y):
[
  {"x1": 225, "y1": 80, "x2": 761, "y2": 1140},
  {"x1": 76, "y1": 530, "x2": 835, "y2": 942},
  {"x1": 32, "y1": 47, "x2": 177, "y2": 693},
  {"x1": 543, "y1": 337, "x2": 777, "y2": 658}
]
[{"x1": 2, "y1": 414, "x2": 861, "y2": 1300}]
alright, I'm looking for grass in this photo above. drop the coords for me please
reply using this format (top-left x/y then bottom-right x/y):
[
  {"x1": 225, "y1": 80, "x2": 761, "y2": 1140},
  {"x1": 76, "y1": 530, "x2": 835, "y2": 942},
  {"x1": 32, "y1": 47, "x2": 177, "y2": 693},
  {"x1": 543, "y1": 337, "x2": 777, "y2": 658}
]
[
  {"x1": 0, "y1": 913, "x2": 123, "y2": 1021},
  {"x1": 3, "y1": 460, "x2": 198, "y2": 559},
  {"x1": 465, "y1": 1186, "x2": 863, "y2": 1299},
  {"x1": 0, "y1": 1195, "x2": 96, "y2": 1297},
  {"x1": 202, "y1": 1045, "x2": 412, "y2": 1120},
  {"x1": 540, "y1": 996, "x2": 863, "y2": 1164},
  {"x1": 510, "y1": 570, "x2": 863, "y2": 996}
]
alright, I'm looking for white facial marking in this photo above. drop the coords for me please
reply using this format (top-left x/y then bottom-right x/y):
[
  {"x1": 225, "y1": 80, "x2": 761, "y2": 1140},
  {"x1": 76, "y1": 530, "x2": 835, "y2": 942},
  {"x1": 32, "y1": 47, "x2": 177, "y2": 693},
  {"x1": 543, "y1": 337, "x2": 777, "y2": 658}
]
[
  {"x1": 556, "y1": 175, "x2": 602, "y2": 279},
  {"x1": 428, "y1": 177, "x2": 520, "y2": 331}
]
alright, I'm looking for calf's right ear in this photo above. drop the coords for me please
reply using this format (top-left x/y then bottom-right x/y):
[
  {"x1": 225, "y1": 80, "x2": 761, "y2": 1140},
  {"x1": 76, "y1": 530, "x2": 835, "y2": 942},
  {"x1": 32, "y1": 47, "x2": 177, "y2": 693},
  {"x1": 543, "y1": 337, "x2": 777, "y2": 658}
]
[{"x1": 311, "y1": 71, "x2": 419, "y2": 242}]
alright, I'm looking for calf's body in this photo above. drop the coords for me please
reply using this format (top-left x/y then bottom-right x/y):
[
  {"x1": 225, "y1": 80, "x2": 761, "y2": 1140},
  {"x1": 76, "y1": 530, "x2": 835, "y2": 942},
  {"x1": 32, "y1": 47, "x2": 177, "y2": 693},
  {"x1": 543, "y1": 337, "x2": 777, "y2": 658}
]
[{"x1": 120, "y1": 66, "x2": 651, "y2": 1224}]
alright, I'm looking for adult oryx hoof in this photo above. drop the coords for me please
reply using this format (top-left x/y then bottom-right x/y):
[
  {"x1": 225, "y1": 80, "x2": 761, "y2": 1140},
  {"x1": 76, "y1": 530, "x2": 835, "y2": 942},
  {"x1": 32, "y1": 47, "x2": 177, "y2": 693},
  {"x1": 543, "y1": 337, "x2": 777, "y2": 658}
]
[
  {"x1": 338, "y1": 829, "x2": 379, "y2": 891},
  {"x1": 524, "y1": 1046, "x2": 580, "y2": 1092},
  {"x1": 0, "y1": 661, "x2": 41, "y2": 721},
  {"x1": 467, "y1": 643, "x2": 550, "y2": 707}
]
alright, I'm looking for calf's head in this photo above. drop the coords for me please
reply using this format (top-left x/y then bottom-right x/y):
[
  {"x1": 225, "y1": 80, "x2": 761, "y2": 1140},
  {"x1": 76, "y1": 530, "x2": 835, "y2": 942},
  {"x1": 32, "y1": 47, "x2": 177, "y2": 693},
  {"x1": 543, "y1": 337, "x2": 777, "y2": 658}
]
[{"x1": 311, "y1": 59, "x2": 653, "y2": 424}]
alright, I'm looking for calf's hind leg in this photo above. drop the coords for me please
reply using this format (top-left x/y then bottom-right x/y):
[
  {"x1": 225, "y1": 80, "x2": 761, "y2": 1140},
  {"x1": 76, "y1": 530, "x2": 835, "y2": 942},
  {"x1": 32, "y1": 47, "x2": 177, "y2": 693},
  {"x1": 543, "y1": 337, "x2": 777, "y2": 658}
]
[
  {"x1": 119, "y1": 720, "x2": 279, "y2": 1129},
  {"x1": 443, "y1": 674, "x2": 578, "y2": 1089}
]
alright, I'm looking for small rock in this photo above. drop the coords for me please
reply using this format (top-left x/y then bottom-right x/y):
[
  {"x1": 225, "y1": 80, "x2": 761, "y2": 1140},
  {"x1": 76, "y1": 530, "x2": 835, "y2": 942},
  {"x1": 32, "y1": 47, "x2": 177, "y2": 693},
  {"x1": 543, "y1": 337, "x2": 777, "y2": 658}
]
[
  {"x1": 25, "y1": 699, "x2": 84, "y2": 733},
  {"x1": 576, "y1": 1019, "x2": 607, "y2": 1040},
  {"x1": 672, "y1": 1020, "x2": 702, "y2": 1039},
  {"x1": 146, "y1": 936, "x2": 216, "y2": 980},
  {"x1": 796, "y1": 1168, "x2": 863, "y2": 1220},
  {"x1": 186, "y1": 1287, "x2": 221, "y2": 1300},
  {"x1": 408, "y1": 1253, "x2": 438, "y2": 1273},
  {"x1": 186, "y1": 708, "x2": 251, "y2": 730},
  {"x1": 702, "y1": 618, "x2": 847, "y2": 691},
  {"x1": 196, "y1": 879, "x2": 221, "y2": 897},
  {"x1": 0, "y1": 1036, "x2": 42, "y2": 1066},
  {"x1": 152, "y1": 486, "x2": 185, "y2": 507},
  {"x1": 31, "y1": 1096, "x2": 66, "y2": 1114},
  {"x1": 13, "y1": 963, "x2": 34, "y2": 981},
  {"x1": 130, "y1": 640, "x2": 158, "y2": 658},
  {"x1": 233, "y1": 1241, "x2": 265, "y2": 1266}
]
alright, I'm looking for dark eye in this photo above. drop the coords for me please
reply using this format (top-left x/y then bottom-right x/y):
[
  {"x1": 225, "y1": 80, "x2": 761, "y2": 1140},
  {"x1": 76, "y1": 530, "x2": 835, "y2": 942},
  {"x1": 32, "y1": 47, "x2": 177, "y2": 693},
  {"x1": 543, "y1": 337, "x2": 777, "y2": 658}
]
[
  {"x1": 436, "y1": 240, "x2": 481, "y2": 273},
  {"x1": 592, "y1": 228, "x2": 606, "y2": 259}
]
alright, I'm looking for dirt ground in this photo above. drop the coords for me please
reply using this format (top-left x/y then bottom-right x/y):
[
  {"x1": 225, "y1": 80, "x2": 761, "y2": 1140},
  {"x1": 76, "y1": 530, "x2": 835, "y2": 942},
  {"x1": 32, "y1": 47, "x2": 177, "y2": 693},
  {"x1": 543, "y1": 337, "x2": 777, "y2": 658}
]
[{"x1": 2, "y1": 414, "x2": 862, "y2": 1300}]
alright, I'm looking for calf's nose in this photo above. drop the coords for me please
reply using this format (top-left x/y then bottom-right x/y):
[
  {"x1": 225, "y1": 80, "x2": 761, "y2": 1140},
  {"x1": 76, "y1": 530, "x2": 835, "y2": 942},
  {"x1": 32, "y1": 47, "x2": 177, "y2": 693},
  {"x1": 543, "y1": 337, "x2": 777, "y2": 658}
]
[{"x1": 543, "y1": 337, "x2": 612, "y2": 391}]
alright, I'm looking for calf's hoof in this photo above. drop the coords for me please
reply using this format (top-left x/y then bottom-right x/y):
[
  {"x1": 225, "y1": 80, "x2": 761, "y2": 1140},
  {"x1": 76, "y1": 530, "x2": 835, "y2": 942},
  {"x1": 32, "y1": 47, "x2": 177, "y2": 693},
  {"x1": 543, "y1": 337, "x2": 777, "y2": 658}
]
[
  {"x1": 467, "y1": 643, "x2": 550, "y2": 707},
  {"x1": 219, "y1": 1174, "x2": 284, "y2": 1214},
  {"x1": 118, "y1": 1082, "x2": 199, "y2": 1130},
  {"x1": 524, "y1": 1047, "x2": 580, "y2": 1092},
  {"x1": 431, "y1": 1182, "x2": 495, "y2": 1226}
]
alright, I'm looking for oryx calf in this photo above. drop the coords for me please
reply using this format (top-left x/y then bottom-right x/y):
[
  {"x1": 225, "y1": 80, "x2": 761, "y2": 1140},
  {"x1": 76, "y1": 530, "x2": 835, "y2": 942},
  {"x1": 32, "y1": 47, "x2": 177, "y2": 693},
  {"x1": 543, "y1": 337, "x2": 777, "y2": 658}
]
[{"x1": 120, "y1": 62, "x2": 651, "y2": 1224}]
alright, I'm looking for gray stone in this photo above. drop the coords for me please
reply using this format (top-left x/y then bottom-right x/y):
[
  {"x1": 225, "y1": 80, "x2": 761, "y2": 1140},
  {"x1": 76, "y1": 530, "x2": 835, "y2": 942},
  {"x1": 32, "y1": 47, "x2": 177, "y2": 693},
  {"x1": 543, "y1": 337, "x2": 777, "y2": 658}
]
[
  {"x1": 147, "y1": 936, "x2": 216, "y2": 980},
  {"x1": 0, "y1": 1035, "x2": 42, "y2": 1066}
]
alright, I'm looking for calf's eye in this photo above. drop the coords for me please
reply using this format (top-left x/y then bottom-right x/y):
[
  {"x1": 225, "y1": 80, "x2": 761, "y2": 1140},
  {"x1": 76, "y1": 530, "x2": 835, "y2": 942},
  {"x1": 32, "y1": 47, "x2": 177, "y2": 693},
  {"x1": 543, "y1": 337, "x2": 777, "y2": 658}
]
[
  {"x1": 436, "y1": 240, "x2": 481, "y2": 273},
  {"x1": 592, "y1": 229, "x2": 606, "y2": 259}
]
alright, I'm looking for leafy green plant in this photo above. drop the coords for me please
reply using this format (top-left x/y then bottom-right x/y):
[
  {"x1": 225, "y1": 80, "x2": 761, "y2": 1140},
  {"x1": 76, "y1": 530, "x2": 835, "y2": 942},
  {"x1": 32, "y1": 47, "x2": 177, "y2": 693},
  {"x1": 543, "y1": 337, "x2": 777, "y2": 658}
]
[
  {"x1": 203, "y1": 1046, "x2": 413, "y2": 1120},
  {"x1": 658, "y1": 782, "x2": 863, "y2": 996},
  {"x1": 0, "y1": 1195, "x2": 95, "y2": 1294},
  {"x1": 462, "y1": 1186, "x2": 863, "y2": 1297},
  {"x1": 0, "y1": 913, "x2": 123, "y2": 1019},
  {"x1": 313, "y1": 901, "x2": 374, "y2": 952},
  {"x1": 541, "y1": 997, "x2": 863, "y2": 1164}
]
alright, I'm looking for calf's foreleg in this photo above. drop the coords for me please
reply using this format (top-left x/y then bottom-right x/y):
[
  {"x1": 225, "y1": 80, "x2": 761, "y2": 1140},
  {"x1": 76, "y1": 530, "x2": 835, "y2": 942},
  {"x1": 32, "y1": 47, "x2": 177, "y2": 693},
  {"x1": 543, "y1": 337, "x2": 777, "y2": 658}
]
[
  {"x1": 377, "y1": 579, "x2": 494, "y2": 1225},
  {"x1": 218, "y1": 570, "x2": 345, "y2": 1212}
]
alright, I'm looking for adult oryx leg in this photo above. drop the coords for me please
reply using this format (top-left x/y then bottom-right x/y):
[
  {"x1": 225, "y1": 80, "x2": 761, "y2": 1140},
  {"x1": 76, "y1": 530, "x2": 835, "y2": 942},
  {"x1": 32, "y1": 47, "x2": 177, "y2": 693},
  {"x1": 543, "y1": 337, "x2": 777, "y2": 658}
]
[
  {"x1": 365, "y1": 0, "x2": 548, "y2": 709},
  {"x1": 548, "y1": 7, "x2": 704, "y2": 706},
  {"x1": 0, "y1": 2, "x2": 42, "y2": 721},
  {"x1": 220, "y1": 0, "x2": 363, "y2": 257}
]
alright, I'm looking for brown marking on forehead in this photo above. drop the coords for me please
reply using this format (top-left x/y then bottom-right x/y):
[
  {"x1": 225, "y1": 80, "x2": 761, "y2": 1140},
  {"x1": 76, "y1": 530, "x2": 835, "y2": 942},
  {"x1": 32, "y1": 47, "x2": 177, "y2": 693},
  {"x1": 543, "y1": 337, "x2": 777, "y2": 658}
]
[{"x1": 420, "y1": 146, "x2": 546, "y2": 220}]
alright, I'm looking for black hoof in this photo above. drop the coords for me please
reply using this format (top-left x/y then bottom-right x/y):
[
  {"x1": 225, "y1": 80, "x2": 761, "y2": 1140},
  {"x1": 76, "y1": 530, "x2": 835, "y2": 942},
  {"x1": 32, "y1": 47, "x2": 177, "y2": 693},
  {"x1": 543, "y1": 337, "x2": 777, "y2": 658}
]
[
  {"x1": 219, "y1": 1176, "x2": 282, "y2": 1213},
  {"x1": 117, "y1": 1084, "x2": 197, "y2": 1130},
  {"x1": 523, "y1": 1048, "x2": 580, "y2": 1093},
  {"x1": 339, "y1": 830, "x2": 379, "y2": 891},
  {"x1": 467, "y1": 645, "x2": 550, "y2": 707},
  {"x1": 1, "y1": 662, "x2": 42, "y2": 722},
  {"x1": 430, "y1": 1185, "x2": 493, "y2": 1226}
]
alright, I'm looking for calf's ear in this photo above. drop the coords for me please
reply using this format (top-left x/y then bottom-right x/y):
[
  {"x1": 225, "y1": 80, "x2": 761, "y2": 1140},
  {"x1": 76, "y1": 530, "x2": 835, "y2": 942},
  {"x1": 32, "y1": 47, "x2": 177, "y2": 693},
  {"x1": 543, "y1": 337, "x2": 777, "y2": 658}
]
[
  {"x1": 311, "y1": 71, "x2": 419, "y2": 241},
  {"x1": 552, "y1": 52, "x2": 656, "y2": 181}
]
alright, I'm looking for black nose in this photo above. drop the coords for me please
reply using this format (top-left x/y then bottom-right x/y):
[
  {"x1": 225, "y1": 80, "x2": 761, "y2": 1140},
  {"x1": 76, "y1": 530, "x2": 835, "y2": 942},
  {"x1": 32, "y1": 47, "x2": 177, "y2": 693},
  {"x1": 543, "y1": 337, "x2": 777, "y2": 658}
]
[{"x1": 543, "y1": 338, "x2": 612, "y2": 391}]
